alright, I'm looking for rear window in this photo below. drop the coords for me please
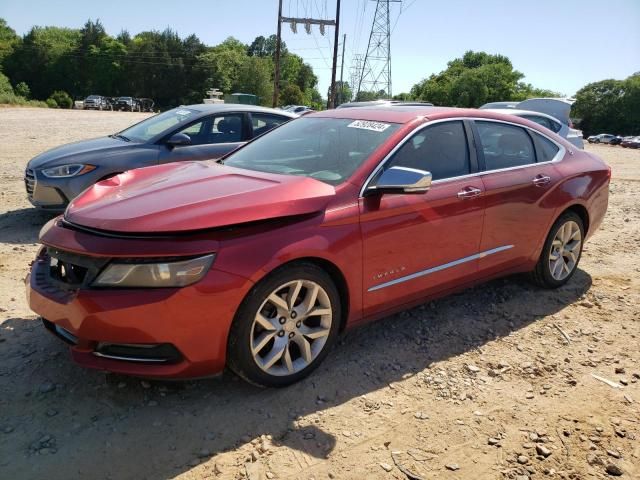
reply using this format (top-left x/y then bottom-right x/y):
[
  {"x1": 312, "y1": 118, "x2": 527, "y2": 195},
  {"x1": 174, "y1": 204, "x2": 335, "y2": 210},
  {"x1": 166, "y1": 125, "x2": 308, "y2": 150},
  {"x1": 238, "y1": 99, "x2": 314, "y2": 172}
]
[{"x1": 532, "y1": 132, "x2": 561, "y2": 162}]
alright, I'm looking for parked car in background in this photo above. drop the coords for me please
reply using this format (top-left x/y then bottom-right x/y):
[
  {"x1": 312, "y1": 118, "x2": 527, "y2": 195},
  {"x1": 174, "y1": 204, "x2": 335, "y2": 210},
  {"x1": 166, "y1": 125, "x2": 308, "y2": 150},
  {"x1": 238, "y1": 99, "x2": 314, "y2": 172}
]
[
  {"x1": 479, "y1": 101, "x2": 518, "y2": 109},
  {"x1": 82, "y1": 95, "x2": 110, "y2": 110},
  {"x1": 481, "y1": 98, "x2": 584, "y2": 149},
  {"x1": 283, "y1": 105, "x2": 314, "y2": 115},
  {"x1": 114, "y1": 96, "x2": 139, "y2": 111},
  {"x1": 609, "y1": 136, "x2": 623, "y2": 145},
  {"x1": 587, "y1": 134, "x2": 616, "y2": 144},
  {"x1": 483, "y1": 109, "x2": 584, "y2": 149},
  {"x1": 621, "y1": 136, "x2": 640, "y2": 148},
  {"x1": 138, "y1": 98, "x2": 155, "y2": 112},
  {"x1": 337, "y1": 100, "x2": 434, "y2": 108},
  {"x1": 24, "y1": 104, "x2": 296, "y2": 210},
  {"x1": 27, "y1": 106, "x2": 610, "y2": 386}
]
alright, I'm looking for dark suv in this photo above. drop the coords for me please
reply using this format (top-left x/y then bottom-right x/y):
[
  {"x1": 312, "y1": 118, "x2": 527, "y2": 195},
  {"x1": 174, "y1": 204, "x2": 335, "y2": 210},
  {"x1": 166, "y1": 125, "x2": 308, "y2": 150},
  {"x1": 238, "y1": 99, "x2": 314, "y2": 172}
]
[{"x1": 114, "y1": 96, "x2": 139, "y2": 111}]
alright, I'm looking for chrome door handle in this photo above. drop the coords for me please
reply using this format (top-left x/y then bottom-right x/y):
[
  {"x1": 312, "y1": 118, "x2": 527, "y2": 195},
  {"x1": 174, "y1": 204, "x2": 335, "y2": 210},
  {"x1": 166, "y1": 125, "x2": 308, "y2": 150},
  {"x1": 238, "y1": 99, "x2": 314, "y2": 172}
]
[
  {"x1": 457, "y1": 187, "x2": 482, "y2": 199},
  {"x1": 532, "y1": 174, "x2": 551, "y2": 187}
]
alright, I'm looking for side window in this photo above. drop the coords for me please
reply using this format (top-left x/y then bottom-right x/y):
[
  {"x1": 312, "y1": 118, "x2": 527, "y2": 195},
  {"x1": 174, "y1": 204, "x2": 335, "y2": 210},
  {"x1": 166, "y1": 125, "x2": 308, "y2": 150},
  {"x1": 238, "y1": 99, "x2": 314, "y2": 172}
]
[
  {"x1": 251, "y1": 114, "x2": 289, "y2": 137},
  {"x1": 523, "y1": 115, "x2": 552, "y2": 132},
  {"x1": 532, "y1": 132, "x2": 561, "y2": 162},
  {"x1": 210, "y1": 114, "x2": 244, "y2": 143},
  {"x1": 385, "y1": 121, "x2": 470, "y2": 181},
  {"x1": 176, "y1": 120, "x2": 207, "y2": 145},
  {"x1": 476, "y1": 121, "x2": 535, "y2": 171}
]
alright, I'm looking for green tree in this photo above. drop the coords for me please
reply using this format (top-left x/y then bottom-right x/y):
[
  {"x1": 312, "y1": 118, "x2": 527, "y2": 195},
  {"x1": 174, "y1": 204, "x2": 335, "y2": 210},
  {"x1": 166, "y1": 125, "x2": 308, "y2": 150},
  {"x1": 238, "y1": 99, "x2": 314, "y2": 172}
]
[
  {"x1": 411, "y1": 50, "x2": 531, "y2": 107},
  {"x1": 573, "y1": 75, "x2": 640, "y2": 136},
  {"x1": 49, "y1": 90, "x2": 73, "y2": 108},
  {"x1": 14, "y1": 81, "x2": 29, "y2": 98},
  {"x1": 0, "y1": 71, "x2": 13, "y2": 94},
  {"x1": 4, "y1": 25, "x2": 80, "y2": 99},
  {"x1": 280, "y1": 84, "x2": 304, "y2": 105},
  {"x1": 236, "y1": 56, "x2": 273, "y2": 106},
  {"x1": 0, "y1": 18, "x2": 19, "y2": 63}
]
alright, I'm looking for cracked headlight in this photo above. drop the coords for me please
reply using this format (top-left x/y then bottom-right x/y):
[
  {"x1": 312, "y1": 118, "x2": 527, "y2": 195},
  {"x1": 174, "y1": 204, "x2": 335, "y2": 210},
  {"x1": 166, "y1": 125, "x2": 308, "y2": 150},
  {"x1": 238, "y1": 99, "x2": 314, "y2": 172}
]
[
  {"x1": 93, "y1": 254, "x2": 215, "y2": 288},
  {"x1": 41, "y1": 164, "x2": 96, "y2": 178}
]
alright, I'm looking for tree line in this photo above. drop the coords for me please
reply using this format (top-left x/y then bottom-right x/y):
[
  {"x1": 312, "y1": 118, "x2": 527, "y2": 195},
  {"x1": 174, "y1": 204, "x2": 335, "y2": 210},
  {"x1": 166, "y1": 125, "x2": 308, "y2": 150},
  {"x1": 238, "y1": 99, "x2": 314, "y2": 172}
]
[
  {"x1": 0, "y1": 18, "x2": 323, "y2": 109},
  {"x1": 0, "y1": 18, "x2": 637, "y2": 135}
]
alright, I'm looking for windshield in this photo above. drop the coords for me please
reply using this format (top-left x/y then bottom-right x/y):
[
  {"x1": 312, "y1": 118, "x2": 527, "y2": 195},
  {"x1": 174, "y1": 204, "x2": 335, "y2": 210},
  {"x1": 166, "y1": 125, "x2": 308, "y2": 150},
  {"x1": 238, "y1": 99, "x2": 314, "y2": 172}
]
[
  {"x1": 224, "y1": 117, "x2": 399, "y2": 185},
  {"x1": 118, "y1": 108, "x2": 199, "y2": 142},
  {"x1": 86, "y1": 95, "x2": 100, "y2": 100},
  {"x1": 118, "y1": 97, "x2": 132, "y2": 101}
]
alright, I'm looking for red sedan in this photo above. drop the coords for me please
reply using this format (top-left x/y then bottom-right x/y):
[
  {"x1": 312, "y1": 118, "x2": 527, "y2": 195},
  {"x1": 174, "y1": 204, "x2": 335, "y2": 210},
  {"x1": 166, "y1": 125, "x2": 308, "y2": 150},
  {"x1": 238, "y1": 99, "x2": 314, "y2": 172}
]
[{"x1": 26, "y1": 107, "x2": 610, "y2": 387}]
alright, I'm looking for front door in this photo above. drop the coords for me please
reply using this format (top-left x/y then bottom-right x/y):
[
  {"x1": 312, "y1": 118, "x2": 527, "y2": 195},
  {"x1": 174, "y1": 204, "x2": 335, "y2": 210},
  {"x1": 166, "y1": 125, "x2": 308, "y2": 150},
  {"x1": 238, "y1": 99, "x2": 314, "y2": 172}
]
[
  {"x1": 158, "y1": 113, "x2": 247, "y2": 164},
  {"x1": 360, "y1": 120, "x2": 485, "y2": 316}
]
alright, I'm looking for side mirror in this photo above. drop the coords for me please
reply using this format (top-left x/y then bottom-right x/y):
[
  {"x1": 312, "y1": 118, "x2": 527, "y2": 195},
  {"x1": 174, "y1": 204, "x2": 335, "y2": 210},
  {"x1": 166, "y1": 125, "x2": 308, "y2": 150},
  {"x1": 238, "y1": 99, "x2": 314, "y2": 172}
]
[
  {"x1": 166, "y1": 133, "x2": 191, "y2": 147},
  {"x1": 366, "y1": 166, "x2": 432, "y2": 195}
]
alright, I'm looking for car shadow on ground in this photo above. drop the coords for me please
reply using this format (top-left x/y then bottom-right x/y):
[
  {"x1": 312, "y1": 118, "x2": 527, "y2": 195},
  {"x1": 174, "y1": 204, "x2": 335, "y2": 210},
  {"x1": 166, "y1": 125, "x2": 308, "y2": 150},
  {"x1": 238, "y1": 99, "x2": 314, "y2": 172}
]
[
  {"x1": 0, "y1": 207, "x2": 57, "y2": 244},
  {"x1": 0, "y1": 270, "x2": 592, "y2": 479}
]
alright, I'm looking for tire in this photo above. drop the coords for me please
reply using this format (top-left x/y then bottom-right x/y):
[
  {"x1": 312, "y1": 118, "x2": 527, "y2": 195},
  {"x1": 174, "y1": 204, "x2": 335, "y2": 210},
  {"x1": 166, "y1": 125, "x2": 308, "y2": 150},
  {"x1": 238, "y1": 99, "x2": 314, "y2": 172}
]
[
  {"x1": 530, "y1": 211, "x2": 584, "y2": 289},
  {"x1": 595, "y1": 139, "x2": 600, "y2": 143},
  {"x1": 227, "y1": 262, "x2": 341, "y2": 387}
]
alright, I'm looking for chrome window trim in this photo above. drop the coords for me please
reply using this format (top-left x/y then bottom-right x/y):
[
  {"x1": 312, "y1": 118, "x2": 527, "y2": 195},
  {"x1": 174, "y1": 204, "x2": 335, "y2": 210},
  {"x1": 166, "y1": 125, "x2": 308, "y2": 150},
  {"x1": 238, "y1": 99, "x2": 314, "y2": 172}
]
[
  {"x1": 368, "y1": 245, "x2": 514, "y2": 292},
  {"x1": 359, "y1": 116, "x2": 567, "y2": 196}
]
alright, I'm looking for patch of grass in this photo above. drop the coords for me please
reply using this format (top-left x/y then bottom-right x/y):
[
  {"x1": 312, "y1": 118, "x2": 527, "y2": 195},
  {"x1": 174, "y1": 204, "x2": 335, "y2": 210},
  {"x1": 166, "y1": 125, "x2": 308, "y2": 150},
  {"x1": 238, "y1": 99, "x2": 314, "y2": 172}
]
[{"x1": 0, "y1": 92, "x2": 49, "y2": 108}]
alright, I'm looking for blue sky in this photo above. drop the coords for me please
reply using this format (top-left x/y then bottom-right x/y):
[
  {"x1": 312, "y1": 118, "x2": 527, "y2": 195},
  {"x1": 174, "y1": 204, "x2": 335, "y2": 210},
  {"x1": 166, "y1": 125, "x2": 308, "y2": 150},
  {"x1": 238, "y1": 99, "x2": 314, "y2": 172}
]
[{"x1": 1, "y1": 0, "x2": 639, "y2": 98}]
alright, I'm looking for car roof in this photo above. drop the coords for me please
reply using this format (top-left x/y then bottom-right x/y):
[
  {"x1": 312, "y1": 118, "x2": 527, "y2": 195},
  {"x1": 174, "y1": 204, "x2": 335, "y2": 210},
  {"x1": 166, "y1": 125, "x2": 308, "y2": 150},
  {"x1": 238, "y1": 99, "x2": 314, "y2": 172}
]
[
  {"x1": 183, "y1": 103, "x2": 297, "y2": 118},
  {"x1": 483, "y1": 108, "x2": 561, "y2": 122},
  {"x1": 309, "y1": 105, "x2": 544, "y2": 125}
]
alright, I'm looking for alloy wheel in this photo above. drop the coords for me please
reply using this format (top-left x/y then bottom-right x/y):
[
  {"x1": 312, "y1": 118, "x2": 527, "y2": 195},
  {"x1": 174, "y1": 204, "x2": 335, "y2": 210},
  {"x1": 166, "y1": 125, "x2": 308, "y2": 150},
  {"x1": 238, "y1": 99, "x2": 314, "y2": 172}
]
[
  {"x1": 548, "y1": 220, "x2": 582, "y2": 281},
  {"x1": 250, "y1": 279, "x2": 332, "y2": 376}
]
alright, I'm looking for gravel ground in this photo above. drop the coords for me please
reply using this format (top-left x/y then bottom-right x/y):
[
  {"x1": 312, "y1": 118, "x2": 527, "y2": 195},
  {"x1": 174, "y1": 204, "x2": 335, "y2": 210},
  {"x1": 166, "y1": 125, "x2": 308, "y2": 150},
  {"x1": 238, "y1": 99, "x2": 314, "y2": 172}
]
[{"x1": 0, "y1": 108, "x2": 638, "y2": 480}]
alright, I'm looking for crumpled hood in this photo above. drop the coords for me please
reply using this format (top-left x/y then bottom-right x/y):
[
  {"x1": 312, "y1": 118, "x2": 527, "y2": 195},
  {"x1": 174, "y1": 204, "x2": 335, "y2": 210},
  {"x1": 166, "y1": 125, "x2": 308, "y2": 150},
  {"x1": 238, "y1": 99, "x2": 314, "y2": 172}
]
[
  {"x1": 65, "y1": 161, "x2": 336, "y2": 233},
  {"x1": 28, "y1": 136, "x2": 136, "y2": 168}
]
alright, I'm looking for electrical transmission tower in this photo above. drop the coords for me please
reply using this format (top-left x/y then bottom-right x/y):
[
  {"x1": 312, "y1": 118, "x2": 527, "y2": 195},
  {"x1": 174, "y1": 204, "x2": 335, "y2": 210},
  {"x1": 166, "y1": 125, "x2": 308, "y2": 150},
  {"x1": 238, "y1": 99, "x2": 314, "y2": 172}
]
[
  {"x1": 356, "y1": 0, "x2": 400, "y2": 99},
  {"x1": 349, "y1": 54, "x2": 364, "y2": 100}
]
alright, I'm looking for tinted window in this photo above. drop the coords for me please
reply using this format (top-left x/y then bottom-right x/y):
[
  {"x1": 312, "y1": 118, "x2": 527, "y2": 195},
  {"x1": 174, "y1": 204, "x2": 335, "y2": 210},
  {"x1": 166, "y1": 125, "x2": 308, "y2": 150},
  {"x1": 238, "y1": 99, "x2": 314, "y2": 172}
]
[
  {"x1": 120, "y1": 108, "x2": 198, "y2": 142},
  {"x1": 532, "y1": 132, "x2": 560, "y2": 162},
  {"x1": 476, "y1": 121, "x2": 535, "y2": 170},
  {"x1": 224, "y1": 117, "x2": 399, "y2": 185},
  {"x1": 385, "y1": 121, "x2": 470, "y2": 180},
  {"x1": 177, "y1": 114, "x2": 244, "y2": 145},
  {"x1": 522, "y1": 115, "x2": 562, "y2": 133},
  {"x1": 251, "y1": 113, "x2": 289, "y2": 137}
]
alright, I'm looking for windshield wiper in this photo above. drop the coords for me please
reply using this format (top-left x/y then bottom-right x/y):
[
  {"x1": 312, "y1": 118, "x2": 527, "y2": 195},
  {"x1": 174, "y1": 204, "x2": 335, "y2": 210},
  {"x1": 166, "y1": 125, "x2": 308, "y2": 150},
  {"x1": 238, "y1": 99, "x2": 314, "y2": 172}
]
[{"x1": 110, "y1": 133, "x2": 130, "y2": 142}]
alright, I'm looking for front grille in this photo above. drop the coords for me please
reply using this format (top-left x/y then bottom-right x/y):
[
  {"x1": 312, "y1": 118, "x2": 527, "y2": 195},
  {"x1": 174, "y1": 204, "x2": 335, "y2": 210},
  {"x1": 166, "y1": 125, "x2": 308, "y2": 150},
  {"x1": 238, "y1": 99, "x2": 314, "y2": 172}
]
[
  {"x1": 45, "y1": 248, "x2": 110, "y2": 290},
  {"x1": 25, "y1": 168, "x2": 35, "y2": 197}
]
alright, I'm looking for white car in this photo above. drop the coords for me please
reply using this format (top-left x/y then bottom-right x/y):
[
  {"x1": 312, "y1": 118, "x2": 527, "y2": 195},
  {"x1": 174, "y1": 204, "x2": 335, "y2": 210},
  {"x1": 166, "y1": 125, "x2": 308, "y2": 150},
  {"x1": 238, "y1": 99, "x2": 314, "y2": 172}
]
[
  {"x1": 481, "y1": 98, "x2": 584, "y2": 149},
  {"x1": 587, "y1": 134, "x2": 616, "y2": 144},
  {"x1": 484, "y1": 108, "x2": 585, "y2": 149}
]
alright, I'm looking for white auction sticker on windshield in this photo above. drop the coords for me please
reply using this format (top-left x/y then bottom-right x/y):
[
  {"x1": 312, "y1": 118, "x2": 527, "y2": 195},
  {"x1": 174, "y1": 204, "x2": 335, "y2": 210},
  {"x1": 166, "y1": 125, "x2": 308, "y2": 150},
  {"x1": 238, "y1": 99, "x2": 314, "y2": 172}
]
[
  {"x1": 176, "y1": 109, "x2": 192, "y2": 116},
  {"x1": 347, "y1": 120, "x2": 390, "y2": 132}
]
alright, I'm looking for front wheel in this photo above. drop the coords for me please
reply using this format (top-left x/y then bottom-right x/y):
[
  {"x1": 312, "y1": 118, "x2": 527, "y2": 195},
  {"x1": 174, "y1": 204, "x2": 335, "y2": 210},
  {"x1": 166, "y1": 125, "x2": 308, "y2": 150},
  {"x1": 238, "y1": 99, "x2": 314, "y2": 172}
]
[
  {"x1": 227, "y1": 263, "x2": 341, "y2": 387},
  {"x1": 530, "y1": 212, "x2": 584, "y2": 288}
]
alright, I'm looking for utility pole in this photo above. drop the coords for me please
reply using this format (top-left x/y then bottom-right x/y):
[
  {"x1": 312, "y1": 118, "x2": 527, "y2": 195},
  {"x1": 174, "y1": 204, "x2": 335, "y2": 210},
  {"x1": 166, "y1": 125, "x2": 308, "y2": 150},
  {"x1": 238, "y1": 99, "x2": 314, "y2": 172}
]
[
  {"x1": 272, "y1": 0, "x2": 283, "y2": 107},
  {"x1": 338, "y1": 33, "x2": 346, "y2": 105},
  {"x1": 274, "y1": 1, "x2": 339, "y2": 109},
  {"x1": 327, "y1": 0, "x2": 341, "y2": 109}
]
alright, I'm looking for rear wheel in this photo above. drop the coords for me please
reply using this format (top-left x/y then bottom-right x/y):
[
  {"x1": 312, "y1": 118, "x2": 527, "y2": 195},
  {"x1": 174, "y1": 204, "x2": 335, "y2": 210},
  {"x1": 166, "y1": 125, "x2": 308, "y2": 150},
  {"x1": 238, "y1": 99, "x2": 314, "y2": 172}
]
[
  {"x1": 227, "y1": 263, "x2": 341, "y2": 387},
  {"x1": 530, "y1": 212, "x2": 584, "y2": 288}
]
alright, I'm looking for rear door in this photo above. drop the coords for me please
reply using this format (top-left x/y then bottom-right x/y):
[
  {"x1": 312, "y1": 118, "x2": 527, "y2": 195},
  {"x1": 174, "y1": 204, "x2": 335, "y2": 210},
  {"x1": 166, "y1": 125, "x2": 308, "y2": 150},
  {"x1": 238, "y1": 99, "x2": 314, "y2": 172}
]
[
  {"x1": 473, "y1": 120, "x2": 563, "y2": 274},
  {"x1": 158, "y1": 112, "x2": 248, "y2": 164}
]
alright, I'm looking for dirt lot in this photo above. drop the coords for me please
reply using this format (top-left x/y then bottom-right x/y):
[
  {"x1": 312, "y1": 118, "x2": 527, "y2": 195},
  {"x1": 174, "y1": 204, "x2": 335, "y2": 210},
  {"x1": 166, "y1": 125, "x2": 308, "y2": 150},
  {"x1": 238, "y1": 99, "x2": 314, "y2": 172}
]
[{"x1": 0, "y1": 108, "x2": 638, "y2": 480}]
